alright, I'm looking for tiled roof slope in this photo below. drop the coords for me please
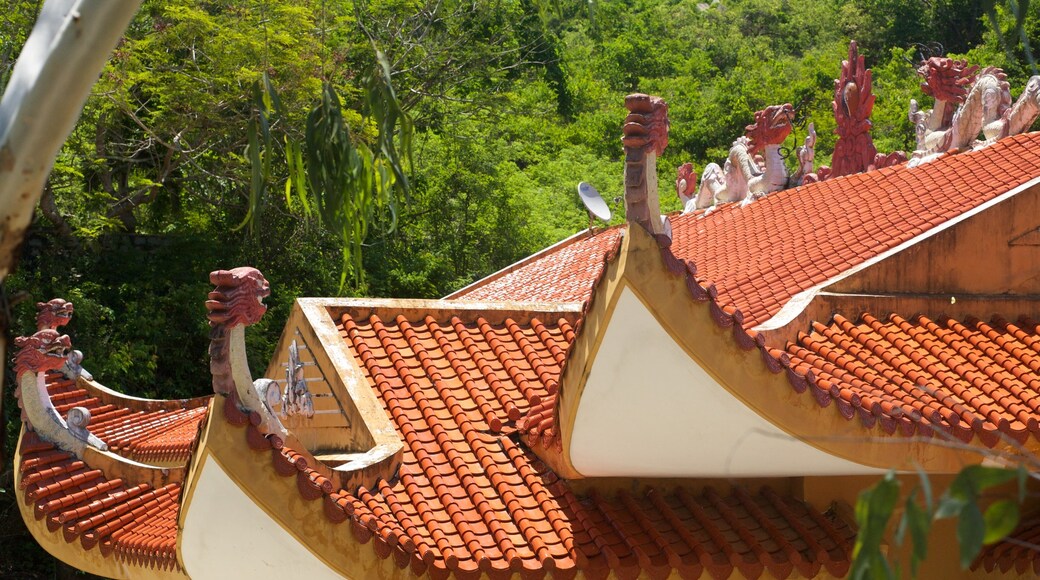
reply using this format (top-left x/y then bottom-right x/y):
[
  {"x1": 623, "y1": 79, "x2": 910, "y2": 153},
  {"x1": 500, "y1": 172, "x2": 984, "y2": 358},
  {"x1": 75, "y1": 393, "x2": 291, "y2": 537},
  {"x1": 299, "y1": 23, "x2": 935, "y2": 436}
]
[
  {"x1": 42, "y1": 372, "x2": 208, "y2": 464},
  {"x1": 18, "y1": 430, "x2": 182, "y2": 571},
  {"x1": 778, "y1": 312, "x2": 1040, "y2": 448},
  {"x1": 671, "y1": 132, "x2": 1040, "y2": 327},
  {"x1": 974, "y1": 515, "x2": 1040, "y2": 575},
  {"x1": 302, "y1": 309, "x2": 857, "y2": 578},
  {"x1": 459, "y1": 134, "x2": 1040, "y2": 326},
  {"x1": 453, "y1": 226, "x2": 624, "y2": 304}
]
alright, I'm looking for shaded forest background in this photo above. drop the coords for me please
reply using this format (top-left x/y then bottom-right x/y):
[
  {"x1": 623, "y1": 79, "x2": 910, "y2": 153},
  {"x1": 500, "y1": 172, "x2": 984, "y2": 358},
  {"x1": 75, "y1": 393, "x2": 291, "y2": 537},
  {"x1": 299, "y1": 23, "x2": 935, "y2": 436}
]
[{"x1": 2, "y1": 0, "x2": 1040, "y2": 574}]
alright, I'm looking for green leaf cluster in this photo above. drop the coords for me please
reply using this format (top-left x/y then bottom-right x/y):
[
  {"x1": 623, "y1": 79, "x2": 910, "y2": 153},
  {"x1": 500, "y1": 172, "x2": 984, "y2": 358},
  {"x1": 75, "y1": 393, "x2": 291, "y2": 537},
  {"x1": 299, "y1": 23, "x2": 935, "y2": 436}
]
[{"x1": 851, "y1": 465, "x2": 1029, "y2": 579}]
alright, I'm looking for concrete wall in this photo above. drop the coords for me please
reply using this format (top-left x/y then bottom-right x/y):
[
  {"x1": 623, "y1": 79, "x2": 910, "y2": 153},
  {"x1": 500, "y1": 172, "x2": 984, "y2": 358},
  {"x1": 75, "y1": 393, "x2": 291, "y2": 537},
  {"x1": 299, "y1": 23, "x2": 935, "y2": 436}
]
[{"x1": 832, "y1": 182, "x2": 1040, "y2": 296}]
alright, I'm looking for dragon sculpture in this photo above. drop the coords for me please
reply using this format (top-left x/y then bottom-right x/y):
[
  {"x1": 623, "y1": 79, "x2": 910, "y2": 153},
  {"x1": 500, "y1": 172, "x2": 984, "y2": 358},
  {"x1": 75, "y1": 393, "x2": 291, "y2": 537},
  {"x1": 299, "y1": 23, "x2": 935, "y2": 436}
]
[
  {"x1": 35, "y1": 298, "x2": 74, "y2": 330},
  {"x1": 206, "y1": 266, "x2": 271, "y2": 397},
  {"x1": 14, "y1": 329, "x2": 106, "y2": 453},
  {"x1": 35, "y1": 298, "x2": 91, "y2": 379},
  {"x1": 693, "y1": 103, "x2": 794, "y2": 208},
  {"x1": 205, "y1": 266, "x2": 288, "y2": 437},
  {"x1": 622, "y1": 93, "x2": 670, "y2": 235},
  {"x1": 910, "y1": 57, "x2": 1040, "y2": 164}
]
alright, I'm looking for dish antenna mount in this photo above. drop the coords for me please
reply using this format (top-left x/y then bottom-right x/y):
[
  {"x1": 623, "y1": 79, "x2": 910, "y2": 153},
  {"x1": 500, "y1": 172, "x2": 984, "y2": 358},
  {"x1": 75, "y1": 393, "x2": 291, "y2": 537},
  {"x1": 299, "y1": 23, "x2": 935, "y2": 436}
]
[{"x1": 577, "y1": 181, "x2": 611, "y2": 231}]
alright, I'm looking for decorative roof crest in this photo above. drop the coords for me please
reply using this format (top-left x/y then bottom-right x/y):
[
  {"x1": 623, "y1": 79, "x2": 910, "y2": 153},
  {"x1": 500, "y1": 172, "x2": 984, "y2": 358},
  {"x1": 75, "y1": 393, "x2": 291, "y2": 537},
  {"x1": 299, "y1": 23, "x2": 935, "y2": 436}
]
[
  {"x1": 909, "y1": 56, "x2": 1040, "y2": 165},
  {"x1": 205, "y1": 266, "x2": 288, "y2": 438},
  {"x1": 680, "y1": 102, "x2": 795, "y2": 213},
  {"x1": 622, "y1": 93, "x2": 670, "y2": 236},
  {"x1": 807, "y1": 41, "x2": 907, "y2": 183},
  {"x1": 35, "y1": 298, "x2": 91, "y2": 380},
  {"x1": 13, "y1": 329, "x2": 106, "y2": 454}
]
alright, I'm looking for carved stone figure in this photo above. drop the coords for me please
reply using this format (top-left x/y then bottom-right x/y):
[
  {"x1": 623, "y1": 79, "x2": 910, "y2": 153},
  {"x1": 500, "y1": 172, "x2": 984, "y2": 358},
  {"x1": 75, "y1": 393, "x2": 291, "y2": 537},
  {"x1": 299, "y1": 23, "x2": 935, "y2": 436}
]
[
  {"x1": 676, "y1": 162, "x2": 716, "y2": 213},
  {"x1": 697, "y1": 163, "x2": 727, "y2": 209},
  {"x1": 699, "y1": 103, "x2": 794, "y2": 206},
  {"x1": 283, "y1": 340, "x2": 315, "y2": 418},
  {"x1": 911, "y1": 57, "x2": 980, "y2": 153},
  {"x1": 35, "y1": 298, "x2": 73, "y2": 330},
  {"x1": 910, "y1": 57, "x2": 1040, "y2": 163},
  {"x1": 676, "y1": 162, "x2": 696, "y2": 213},
  {"x1": 791, "y1": 123, "x2": 817, "y2": 186},
  {"x1": 622, "y1": 93, "x2": 669, "y2": 234},
  {"x1": 831, "y1": 41, "x2": 877, "y2": 176},
  {"x1": 206, "y1": 266, "x2": 271, "y2": 397},
  {"x1": 806, "y1": 42, "x2": 906, "y2": 184},
  {"x1": 14, "y1": 329, "x2": 106, "y2": 453},
  {"x1": 14, "y1": 329, "x2": 71, "y2": 378},
  {"x1": 35, "y1": 298, "x2": 92, "y2": 380},
  {"x1": 205, "y1": 266, "x2": 290, "y2": 438},
  {"x1": 995, "y1": 75, "x2": 1040, "y2": 139}
]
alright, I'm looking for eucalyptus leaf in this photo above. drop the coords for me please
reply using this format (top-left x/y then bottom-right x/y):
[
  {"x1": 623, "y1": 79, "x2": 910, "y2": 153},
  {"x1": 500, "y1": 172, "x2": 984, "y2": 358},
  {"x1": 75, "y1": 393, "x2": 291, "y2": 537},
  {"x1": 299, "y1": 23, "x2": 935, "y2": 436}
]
[
  {"x1": 982, "y1": 500, "x2": 1019, "y2": 544},
  {"x1": 958, "y1": 503, "x2": 985, "y2": 569}
]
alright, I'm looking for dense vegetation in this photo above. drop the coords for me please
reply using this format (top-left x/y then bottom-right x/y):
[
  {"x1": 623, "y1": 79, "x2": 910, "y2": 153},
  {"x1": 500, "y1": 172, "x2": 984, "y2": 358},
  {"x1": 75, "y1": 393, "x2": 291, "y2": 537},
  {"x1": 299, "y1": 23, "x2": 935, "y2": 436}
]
[{"x1": 2, "y1": 0, "x2": 1039, "y2": 575}]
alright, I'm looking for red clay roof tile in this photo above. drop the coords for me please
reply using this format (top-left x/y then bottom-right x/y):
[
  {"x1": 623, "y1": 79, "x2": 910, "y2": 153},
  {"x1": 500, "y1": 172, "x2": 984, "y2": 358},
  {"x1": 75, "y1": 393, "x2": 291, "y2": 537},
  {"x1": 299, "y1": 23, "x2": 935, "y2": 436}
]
[
  {"x1": 782, "y1": 312, "x2": 1040, "y2": 446},
  {"x1": 974, "y1": 515, "x2": 1040, "y2": 575},
  {"x1": 225, "y1": 308, "x2": 856, "y2": 578},
  {"x1": 453, "y1": 227, "x2": 624, "y2": 304},
  {"x1": 40, "y1": 372, "x2": 208, "y2": 464},
  {"x1": 18, "y1": 431, "x2": 182, "y2": 572},
  {"x1": 458, "y1": 133, "x2": 1040, "y2": 329},
  {"x1": 672, "y1": 134, "x2": 1040, "y2": 326}
]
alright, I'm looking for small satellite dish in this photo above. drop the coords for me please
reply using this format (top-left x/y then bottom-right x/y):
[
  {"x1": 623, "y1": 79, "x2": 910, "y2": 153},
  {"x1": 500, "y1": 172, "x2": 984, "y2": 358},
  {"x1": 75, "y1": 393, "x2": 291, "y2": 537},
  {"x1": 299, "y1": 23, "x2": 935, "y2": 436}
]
[{"x1": 577, "y1": 182, "x2": 612, "y2": 222}]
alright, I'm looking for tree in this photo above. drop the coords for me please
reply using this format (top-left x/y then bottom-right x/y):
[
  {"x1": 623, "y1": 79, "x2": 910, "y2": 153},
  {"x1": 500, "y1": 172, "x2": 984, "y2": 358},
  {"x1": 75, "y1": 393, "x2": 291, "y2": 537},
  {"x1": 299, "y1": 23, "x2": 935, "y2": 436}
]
[{"x1": 0, "y1": 0, "x2": 143, "y2": 468}]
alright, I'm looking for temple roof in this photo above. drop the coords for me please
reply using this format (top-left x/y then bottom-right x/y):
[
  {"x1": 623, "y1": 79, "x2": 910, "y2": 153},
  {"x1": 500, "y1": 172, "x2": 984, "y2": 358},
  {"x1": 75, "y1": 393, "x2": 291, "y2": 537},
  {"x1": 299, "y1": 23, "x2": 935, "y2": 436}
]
[
  {"x1": 41, "y1": 372, "x2": 208, "y2": 464},
  {"x1": 15, "y1": 372, "x2": 205, "y2": 574},
  {"x1": 451, "y1": 226, "x2": 624, "y2": 304},
  {"x1": 279, "y1": 305, "x2": 856, "y2": 578},
  {"x1": 19, "y1": 432, "x2": 183, "y2": 571},
  {"x1": 18, "y1": 128, "x2": 1040, "y2": 577},
  {"x1": 780, "y1": 313, "x2": 1040, "y2": 448},
  {"x1": 458, "y1": 132, "x2": 1040, "y2": 328}
]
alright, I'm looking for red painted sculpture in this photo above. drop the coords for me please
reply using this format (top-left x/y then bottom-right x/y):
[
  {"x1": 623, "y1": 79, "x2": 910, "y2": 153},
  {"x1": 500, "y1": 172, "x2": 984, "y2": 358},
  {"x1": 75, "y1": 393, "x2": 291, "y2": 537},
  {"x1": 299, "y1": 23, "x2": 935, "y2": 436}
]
[
  {"x1": 35, "y1": 298, "x2": 73, "y2": 331},
  {"x1": 14, "y1": 329, "x2": 71, "y2": 377}
]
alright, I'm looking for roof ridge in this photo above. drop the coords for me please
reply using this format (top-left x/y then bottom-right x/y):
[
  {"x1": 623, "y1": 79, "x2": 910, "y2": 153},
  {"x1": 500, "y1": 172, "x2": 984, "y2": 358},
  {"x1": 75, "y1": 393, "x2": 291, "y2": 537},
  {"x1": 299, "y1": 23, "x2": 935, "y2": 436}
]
[{"x1": 445, "y1": 225, "x2": 623, "y2": 300}]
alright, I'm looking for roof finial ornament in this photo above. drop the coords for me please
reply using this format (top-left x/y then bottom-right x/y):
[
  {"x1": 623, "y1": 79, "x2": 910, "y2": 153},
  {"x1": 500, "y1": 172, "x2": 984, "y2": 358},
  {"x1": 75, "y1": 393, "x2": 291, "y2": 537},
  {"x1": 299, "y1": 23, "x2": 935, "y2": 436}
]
[
  {"x1": 689, "y1": 103, "x2": 794, "y2": 211},
  {"x1": 282, "y1": 340, "x2": 315, "y2": 418},
  {"x1": 13, "y1": 329, "x2": 107, "y2": 455},
  {"x1": 909, "y1": 57, "x2": 1040, "y2": 166},
  {"x1": 622, "y1": 93, "x2": 669, "y2": 236},
  {"x1": 805, "y1": 41, "x2": 906, "y2": 183},
  {"x1": 205, "y1": 266, "x2": 288, "y2": 437},
  {"x1": 907, "y1": 57, "x2": 1030, "y2": 165},
  {"x1": 34, "y1": 298, "x2": 91, "y2": 380}
]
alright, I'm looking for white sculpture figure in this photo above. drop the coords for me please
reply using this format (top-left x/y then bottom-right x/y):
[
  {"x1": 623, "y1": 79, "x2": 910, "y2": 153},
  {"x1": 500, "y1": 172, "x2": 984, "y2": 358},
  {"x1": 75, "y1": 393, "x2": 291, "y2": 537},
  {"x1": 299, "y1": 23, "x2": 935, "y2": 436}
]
[
  {"x1": 790, "y1": 123, "x2": 817, "y2": 187},
  {"x1": 676, "y1": 162, "x2": 718, "y2": 213},
  {"x1": 700, "y1": 104, "x2": 795, "y2": 206},
  {"x1": 910, "y1": 58, "x2": 1040, "y2": 165},
  {"x1": 993, "y1": 75, "x2": 1040, "y2": 140},
  {"x1": 698, "y1": 163, "x2": 728, "y2": 210},
  {"x1": 282, "y1": 340, "x2": 315, "y2": 418}
]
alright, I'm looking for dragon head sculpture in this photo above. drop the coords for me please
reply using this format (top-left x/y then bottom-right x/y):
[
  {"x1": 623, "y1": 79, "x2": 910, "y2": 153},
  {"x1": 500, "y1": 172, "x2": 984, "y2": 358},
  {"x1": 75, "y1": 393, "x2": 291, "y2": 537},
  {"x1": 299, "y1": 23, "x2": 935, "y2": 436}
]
[
  {"x1": 14, "y1": 330, "x2": 71, "y2": 377},
  {"x1": 834, "y1": 41, "x2": 875, "y2": 129},
  {"x1": 917, "y1": 57, "x2": 978, "y2": 104},
  {"x1": 35, "y1": 299, "x2": 73, "y2": 331},
  {"x1": 206, "y1": 267, "x2": 271, "y2": 329},
  {"x1": 622, "y1": 93, "x2": 669, "y2": 155},
  {"x1": 676, "y1": 162, "x2": 696, "y2": 203},
  {"x1": 745, "y1": 103, "x2": 795, "y2": 154}
]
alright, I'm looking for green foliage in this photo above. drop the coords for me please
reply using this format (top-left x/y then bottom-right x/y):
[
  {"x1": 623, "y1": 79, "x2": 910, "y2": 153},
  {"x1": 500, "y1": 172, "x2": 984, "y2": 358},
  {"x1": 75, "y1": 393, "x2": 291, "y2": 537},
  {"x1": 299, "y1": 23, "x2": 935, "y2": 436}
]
[
  {"x1": 7, "y1": 0, "x2": 1040, "y2": 573},
  {"x1": 851, "y1": 465, "x2": 1029, "y2": 579}
]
